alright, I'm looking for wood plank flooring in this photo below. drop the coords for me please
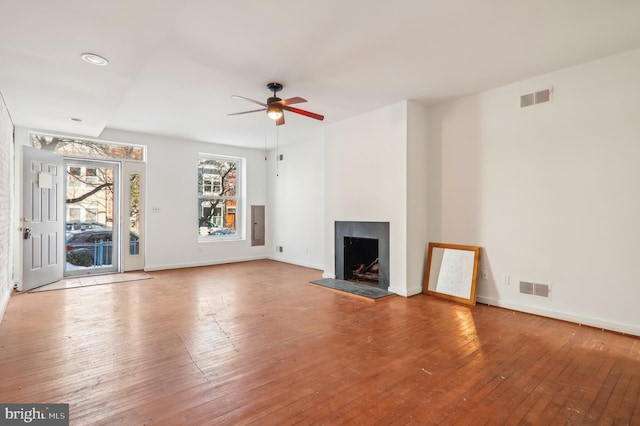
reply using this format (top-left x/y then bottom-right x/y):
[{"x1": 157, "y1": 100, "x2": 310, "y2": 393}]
[{"x1": 0, "y1": 259, "x2": 638, "y2": 425}]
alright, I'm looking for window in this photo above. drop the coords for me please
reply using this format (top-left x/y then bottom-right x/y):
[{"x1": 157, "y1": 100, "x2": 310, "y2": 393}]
[
  {"x1": 202, "y1": 174, "x2": 222, "y2": 195},
  {"x1": 68, "y1": 207, "x2": 81, "y2": 221},
  {"x1": 198, "y1": 155, "x2": 241, "y2": 239},
  {"x1": 31, "y1": 133, "x2": 145, "y2": 161}
]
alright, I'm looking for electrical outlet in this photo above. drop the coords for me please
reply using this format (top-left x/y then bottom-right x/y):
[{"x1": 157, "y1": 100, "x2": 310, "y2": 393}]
[
  {"x1": 152, "y1": 207, "x2": 160, "y2": 213},
  {"x1": 481, "y1": 270, "x2": 488, "y2": 280},
  {"x1": 502, "y1": 274, "x2": 511, "y2": 286}
]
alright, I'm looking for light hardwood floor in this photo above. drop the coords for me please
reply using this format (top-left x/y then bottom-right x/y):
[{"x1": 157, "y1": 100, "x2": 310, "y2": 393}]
[{"x1": 0, "y1": 260, "x2": 638, "y2": 425}]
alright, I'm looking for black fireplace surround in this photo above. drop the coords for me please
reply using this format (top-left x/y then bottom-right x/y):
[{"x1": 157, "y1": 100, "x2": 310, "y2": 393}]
[{"x1": 335, "y1": 221, "x2": 390, "y2": 290}]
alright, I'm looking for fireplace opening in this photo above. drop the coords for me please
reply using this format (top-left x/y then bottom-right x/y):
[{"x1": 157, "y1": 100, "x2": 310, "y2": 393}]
[{"x1": 344, "y1": 237, "x2": 379, "y2": 286}]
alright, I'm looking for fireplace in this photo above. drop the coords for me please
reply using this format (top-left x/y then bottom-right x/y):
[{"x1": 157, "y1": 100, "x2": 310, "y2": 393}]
[
  {"x1": 335, "y1": 221, "x2": 390, "y2": 290},
  {"x1": 344, "y1": 237, "x2": 379, "y2": 284}
]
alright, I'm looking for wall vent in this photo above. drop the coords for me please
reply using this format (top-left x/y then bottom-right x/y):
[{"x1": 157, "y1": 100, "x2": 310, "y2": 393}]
[
  {"x1": 520, "y1": 93, "x2": 535, "y2": 108},
  {"x1": 520, "y1": 88, "x2": 552, "y2": 108},
  {"x1": 534, "y1": 89, "x2": 551, "y2": 104},
  {"x1": 520, "y1": 281, "x2": 550, "y2": 298},
  {"x1": 533, "y1": 283, "x2": 550, "y2": 298},
  {"x1": 519, "y1": 281, "x2": 533, "y2": 294}
]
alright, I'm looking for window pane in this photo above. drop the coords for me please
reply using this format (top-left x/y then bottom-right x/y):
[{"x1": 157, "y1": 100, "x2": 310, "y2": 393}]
[
  {"x1": 32, "y1": 133, "x2": 145, "y2": 161},
  {"x1": 198, "y1": 159, "x2": 237, "y2": 197},
  {"x1": 129, "y1": 173, "x2": 140, "y2": 256},
  {"x1": 198, "y1": 155, "x2": 241, "y2": 239},
  {"x1": 68, "y1": 207, "x2": 81, "y2": 221}
]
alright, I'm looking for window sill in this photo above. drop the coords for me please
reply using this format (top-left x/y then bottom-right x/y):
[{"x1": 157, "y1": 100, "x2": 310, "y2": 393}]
[{"x1": 198, "y1": 235, "x2": 243, "y2": 243}]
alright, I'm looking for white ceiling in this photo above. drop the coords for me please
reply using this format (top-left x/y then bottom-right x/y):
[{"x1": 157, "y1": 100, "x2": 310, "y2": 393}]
[{"x1": 1, "y1": 0, "x2": 640, "y2": 148}]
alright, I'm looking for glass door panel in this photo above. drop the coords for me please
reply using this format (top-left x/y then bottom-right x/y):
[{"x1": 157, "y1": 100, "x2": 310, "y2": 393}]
[{"x1": 64, "y1": 160, "x2": 119, "y2": 275}]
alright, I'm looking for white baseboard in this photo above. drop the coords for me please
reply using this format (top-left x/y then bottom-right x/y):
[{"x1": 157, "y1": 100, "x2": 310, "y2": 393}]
[
  {"x1": 266, "y1": 256, "x2": 324, "y2": 271},
  {"x1": 145, "y1": 256, "x2": 325, "y2": 273},
  {"x1": 322, "y1": 272, "x2": 336, "y2": 279},
  {"x1": 388, "y1": 285, "x2": 407, "y2": 297},
  {"x1": 406, "y1": 286, "x2": 423, "y2": 297},
  {"x1": 476, "y1": 295, "x2": 640, "y2": 337},
  {"x1": 0, "y1": 289, "x2": 11, "y2": 324},
  {"x1": 144, "y1": 255, "x2": 268, "y2": 272}
]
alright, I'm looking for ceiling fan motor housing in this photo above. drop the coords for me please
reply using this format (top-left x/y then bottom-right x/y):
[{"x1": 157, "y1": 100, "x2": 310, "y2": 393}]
[{"x1": 266, "y1": 82, "x2": 283, "y2": 94}]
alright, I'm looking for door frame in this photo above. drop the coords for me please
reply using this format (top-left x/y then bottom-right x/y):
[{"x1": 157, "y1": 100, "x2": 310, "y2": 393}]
[{"x1": 122, "y1": 161, "x2": 145, "y2": 271}]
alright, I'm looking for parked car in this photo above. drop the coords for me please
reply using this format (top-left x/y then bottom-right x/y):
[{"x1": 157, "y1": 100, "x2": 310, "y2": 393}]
[
  {"x1": 65, "y1": 221, "x2": 108, "y2": 236},
  {"x1": 209, "y1": 227, "x2": 235, "y2": 236},
  {"x1": 66, "y1": 229, "x2": 139, "y2": 266}
]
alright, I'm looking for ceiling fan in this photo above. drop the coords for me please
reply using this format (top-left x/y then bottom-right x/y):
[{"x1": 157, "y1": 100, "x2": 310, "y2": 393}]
[{"x1": 228, "y1": 82, "x2": 324, "y2": 126}]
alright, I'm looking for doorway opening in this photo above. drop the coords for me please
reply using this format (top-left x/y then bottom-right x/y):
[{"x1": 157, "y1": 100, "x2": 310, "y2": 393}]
[
  {"x1": 23, "y1": 133, "x2": 146, "y2": 289},
  {"x1": 64, "y1": 160, "x2": 120, "y2": 276}
]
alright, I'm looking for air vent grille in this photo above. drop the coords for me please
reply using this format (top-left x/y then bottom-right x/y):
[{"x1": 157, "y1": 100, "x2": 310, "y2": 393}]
[
  {"x1": 520, "y1": 88, "x2": 552, "y2": 108},
  {"x1": 520, "y1": 94, "x2": 534, "y2": 108},
  {"x1": 534, "y1": 283, "x2": 550, "y2": 298},
  {"x1": 519, "y1": 281, "x2": 550, "y2": 298},
  {"x1": 519, "y1": 281, "x2": 533, "y2": 294}
]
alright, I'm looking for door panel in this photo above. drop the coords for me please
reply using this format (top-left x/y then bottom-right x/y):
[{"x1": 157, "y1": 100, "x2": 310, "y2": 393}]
[
  {"x1": 251, "y1": 205, "x2": 265, "y2": 246},
  {"x1": 22, "y1": 146, "x2": 64, "y2": 290}
]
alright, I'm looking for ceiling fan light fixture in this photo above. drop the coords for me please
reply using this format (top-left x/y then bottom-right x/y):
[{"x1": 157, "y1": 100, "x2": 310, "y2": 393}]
[{"x1": 267, "y1": 104, "x2": 283, "y2": 120}]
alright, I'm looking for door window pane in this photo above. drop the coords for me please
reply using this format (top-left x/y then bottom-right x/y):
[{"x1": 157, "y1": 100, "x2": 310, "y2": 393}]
[{"x1": 129, "y1": 173, "x2": 140, "y2": 256}]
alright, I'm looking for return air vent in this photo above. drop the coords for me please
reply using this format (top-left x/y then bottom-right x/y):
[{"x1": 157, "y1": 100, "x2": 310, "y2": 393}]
[
  {"x1": 533, "y1": 283, "x2": 550, "y2": 298},
  {"x1": 519, "y1": 281, "x2": 533, "y2": 295},
  {"x1": 519, "y1": 281, "x2": 550, "y2": 298},
  {"x1": 520, "y1": 88, "x2": 552, "y2": 108}
]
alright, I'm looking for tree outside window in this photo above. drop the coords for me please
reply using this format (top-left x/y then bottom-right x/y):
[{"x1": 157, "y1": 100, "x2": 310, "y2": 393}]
[{"x1": 198, "y1": 155, "x2": 241, "y2": 238}]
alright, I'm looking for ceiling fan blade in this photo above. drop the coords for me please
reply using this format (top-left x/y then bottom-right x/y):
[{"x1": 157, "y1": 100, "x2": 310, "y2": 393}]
[
  {"x1": 275, "y1": 114, "x2": 285, "y2": 126},
  {"x1": 231, "y1": 95, "x2": 267, "y2": 107},
  {"x1": 275, "y1": 97, "x2": 307, "y2": 106},
  {"x1": 281, "y1": 105, "x2": 324, "y2": 121},
  {"x1": 228, "y1": 108, "x2": 266, "y2": 116}
]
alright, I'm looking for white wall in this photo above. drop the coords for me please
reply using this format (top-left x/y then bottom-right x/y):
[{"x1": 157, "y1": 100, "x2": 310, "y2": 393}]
[
  {"x1": 324, "y1": 101, "x2": 412, "y2": 295},
  {"x1": 100, "y1": 129, "x2": 269, "y2": 270},
  {"x1": 267, "y1": 129, "x2": 325, "y2": 270},
  {"x1": 427, "y1": 48, "x2": 640, "y2": 335},
  {"x1": 406, "y1": 101, "x2": 430, "y2": 295},
  {"x1": 12, "y1": 127, "x2": 269, "y2": 277},
  {"x1": 0, "y1": 92, "x2": 14, "y2": 321}
]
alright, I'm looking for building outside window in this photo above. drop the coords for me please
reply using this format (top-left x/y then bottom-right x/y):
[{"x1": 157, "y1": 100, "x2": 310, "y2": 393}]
[{"x1": 198, "y1": 155, "x2": 241, "y2": 239}]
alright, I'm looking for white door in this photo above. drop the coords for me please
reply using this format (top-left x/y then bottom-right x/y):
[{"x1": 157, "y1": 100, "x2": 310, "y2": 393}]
[{"x1": 22, "y1": 146, "x2": 64, "y2": 290}]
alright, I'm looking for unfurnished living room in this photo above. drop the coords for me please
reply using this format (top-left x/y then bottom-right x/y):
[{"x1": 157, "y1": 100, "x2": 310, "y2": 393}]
[{"x1": 1, "y1": 1, "x2": 640, "y2": 425}]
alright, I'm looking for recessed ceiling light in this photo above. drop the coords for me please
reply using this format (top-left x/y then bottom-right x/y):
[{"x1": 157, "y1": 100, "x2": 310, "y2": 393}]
[
  {"x1": 81, "y1": 53, "x2": 109, "y2": 66},
  {"x1": 70, "y1": 117, "x2": 84, "y2": 122}
]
